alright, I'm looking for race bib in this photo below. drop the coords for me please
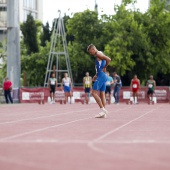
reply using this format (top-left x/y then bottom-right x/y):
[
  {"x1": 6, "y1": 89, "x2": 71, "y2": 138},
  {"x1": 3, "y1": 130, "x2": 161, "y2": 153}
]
[
  {"x1": 51, "y1": 81, "x2": 55, "y2": 85},
  {"x1": 106, "y1": 81, "x2": 111, "y2": 85},
  {"x1": 85, "y1": 81, "x2": 90, "y2": 85},
  {"x1": 148, "y1": 84, "x2": 153, "y2": 88},
  {"x1": 133, "y1": 84, "x2": 137, "y2": 88},
  {"x1": 64, "y1": 83, "x2": 70, "y2": 87}
]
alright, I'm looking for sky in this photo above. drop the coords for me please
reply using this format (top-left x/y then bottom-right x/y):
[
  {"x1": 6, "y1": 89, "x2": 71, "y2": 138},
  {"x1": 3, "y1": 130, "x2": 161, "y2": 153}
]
[{"x1": 43, "y1": 0, "x2": 149, "y2": 27}]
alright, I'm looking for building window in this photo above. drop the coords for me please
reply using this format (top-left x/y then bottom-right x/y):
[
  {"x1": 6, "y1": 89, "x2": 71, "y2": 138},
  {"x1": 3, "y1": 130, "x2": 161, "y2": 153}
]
[
  {"x1": 23, "y1": 9, "x2": 38, "y2": 22},
  {"x1": 0, "y1": 7, "x2": 7, "y2": 27},
  {"x1": 0, "y1": 0, "x2": 7, "y2": 4},
  {"x1": 23, "y1": 0, "x2": 37, "y2": 10}
]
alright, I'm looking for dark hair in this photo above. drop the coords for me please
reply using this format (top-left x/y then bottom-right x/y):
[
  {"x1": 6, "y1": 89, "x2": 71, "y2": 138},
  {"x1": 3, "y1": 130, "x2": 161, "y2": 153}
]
[{"x1": 87, "y1": 44, "x2": 95, "y2": 52}]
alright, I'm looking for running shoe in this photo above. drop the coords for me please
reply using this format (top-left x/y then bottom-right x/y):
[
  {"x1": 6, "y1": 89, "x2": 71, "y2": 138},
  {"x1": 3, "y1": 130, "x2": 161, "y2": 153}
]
[{"x1": 95, "y1": 112, "x2": 106, "y2": 118}]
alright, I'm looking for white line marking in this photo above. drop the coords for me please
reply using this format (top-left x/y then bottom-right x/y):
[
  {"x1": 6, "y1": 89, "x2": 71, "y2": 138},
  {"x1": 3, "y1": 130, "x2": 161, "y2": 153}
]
[
  {"x1": 0, "y1": 156, "x2": 49, "y2": 169},
  {"x1": 0, "y1": 107, "x2": 129, "y2": 141},
  {"x1": 0, "y1": 116, "x2": 94, "y2": 142},
  {"x1": 1, "y1": 139, "x2": 170, "y2": 144},
  {"x1": 92, "y1": 108, "x2": 158, "y2": 142},
  {"x1": 88, "y1": 105, "x2": 163, "y2": 155},
  {"x1": 0, "y1": 107, "x2": 98, "y2": 125}
]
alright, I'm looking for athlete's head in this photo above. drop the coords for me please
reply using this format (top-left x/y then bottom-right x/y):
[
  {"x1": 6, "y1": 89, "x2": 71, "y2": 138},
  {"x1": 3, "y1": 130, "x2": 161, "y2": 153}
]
[
  {"x1": 134, "y1": 75, "x2": 137, "y2": 79},
  {"x1": 150, "y1": 75, "x2": 153, "y2": 80},
  {"x1": 86, "y1": 72, "x2": 89, "y2": 76},
  {"x1": 51, "y1": 73, "x2": 55, "y2": 78},
  {"x1": 64, "y1": 73, "x2": 68, "y2": 78},
  {"x1": 87, "y1": 44, "x2": 97, "y2": 56},
  {"x1": 106, "y1": 71, "x2": 110, "y2": 76},
  {"x1": 113, "y1": 72, "x2": 117, "y2": 77}
]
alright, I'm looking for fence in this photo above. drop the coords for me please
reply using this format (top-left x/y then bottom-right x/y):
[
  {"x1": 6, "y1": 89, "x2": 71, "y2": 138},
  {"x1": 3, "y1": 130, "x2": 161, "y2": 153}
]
[{"x1": 19, "y1": 86, "x2": 170, "y2": 104}]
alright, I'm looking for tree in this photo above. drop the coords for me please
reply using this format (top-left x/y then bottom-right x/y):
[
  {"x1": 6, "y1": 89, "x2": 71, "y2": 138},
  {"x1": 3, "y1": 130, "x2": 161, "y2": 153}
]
[
  {"x1": 41, "y1": 22, "x2": 51, "y2": 46},
  {"x1": 66, "y1": 10, "x2": 106, "y2": 83},
  {"x1": 20, "y1": 13, "x2": 39, "y2": 55},
  {"x1": 21, "y1": 42, "x2": 50, "y2": 86}
]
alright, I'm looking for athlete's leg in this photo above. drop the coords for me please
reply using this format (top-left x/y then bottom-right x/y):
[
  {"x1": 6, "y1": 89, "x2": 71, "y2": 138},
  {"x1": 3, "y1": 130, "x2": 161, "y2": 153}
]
[
  {"x1": 4, "y1": 90, "x2": 9, "y2": 104},
  {"x1": 92, "y1": 90, "x2": 103, "y2": 108},
  {"x1": 113, "y1": 87, "x2": 117, "y2": 103},
  {"x1": 147, "y1": 91, "x2": 150, "y2": 100},
  {"x1": 52, "y1": 92, "x2": 55, "y2": 103},
  {"x1": 100, "y1": 91, "x2": 106, "y2": 108},
  {"x1": 85, "y1": 93, "x2": 88, "y2": 103},
  {"x1": 108, "y1": 91, "x2": 111, "y2": 104},
  {"x1": 50, "y1": 92, "x2": 53, "y2": 101},
  {"x1": 117, "y1": 87, "x2": 121, "y2": 103},
  {"x1": 133, "y1": 91, "x2": 135, "y2": 103},
  {"x1": 69, "y1": 92, "x2": 72, "y2": 103},
  {"x1": 65, "y1": 92, "x2": 68, "y2": 103},
  {"x1": 136, "y1": 91, "x2": 139, "y2": 103},
  {"x1": 7, "y1": 90, "x2": 13, "y2": 104},
  {"x1": 151, "y1": 93, "x2": 153, "y2": 101}
]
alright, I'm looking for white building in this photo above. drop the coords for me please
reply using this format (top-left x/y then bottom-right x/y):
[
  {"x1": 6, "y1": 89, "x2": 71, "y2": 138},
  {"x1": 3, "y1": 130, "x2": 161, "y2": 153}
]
[
  {"x1": 20, "y1": 0, "x2": 43, "y2": 22},
  {"x1": 0, "y1": 0, "x2": 43, "y2": 66},
  {"x1": 0, "y1": 0, "x2": 43, "y2": 40}
]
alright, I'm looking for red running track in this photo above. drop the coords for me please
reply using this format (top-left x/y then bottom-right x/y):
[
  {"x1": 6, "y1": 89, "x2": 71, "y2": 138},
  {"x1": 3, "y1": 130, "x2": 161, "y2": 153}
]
[{"x1": 0, "y1": 102, "x2": 170, "y2": 170}]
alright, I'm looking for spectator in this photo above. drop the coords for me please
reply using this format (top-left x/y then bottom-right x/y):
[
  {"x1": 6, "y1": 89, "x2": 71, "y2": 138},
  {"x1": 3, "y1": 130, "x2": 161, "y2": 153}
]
[
  {"x1": 3, "y1": 77, "x2": 13, "y2": 104},
  {"x1": 113, "y1": 72, "x2": 122, "y2": 104}
]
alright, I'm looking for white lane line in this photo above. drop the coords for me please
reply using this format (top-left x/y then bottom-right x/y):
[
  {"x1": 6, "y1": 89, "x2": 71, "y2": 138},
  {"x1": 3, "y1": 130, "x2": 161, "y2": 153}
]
[
  {"x1": 0, "y1": 104, "x2": 128, "y2": 125},
  {"x1": 88, "y1": 105, "x2": 163, "y2": 155},
  {"x1": 1, "y1": 139, "x2": 170, "y2": 144},
  {"x1": 0, "y1": 104, "x2": 84, "y2": 117},
  {"x1": 91, "y1": 108, "x2": 159, "y2": 142},
  {"x1": 0, "y1": 116, "x2": 95, "y2": 142},
  {"x1": 0, "y1": 107, "x2": 129, "y2": 141},
  {"x1": 0, "y1": 156, "x2": 49, "y2": 170},
  {"x1": 0, "y1": 107, "x2": 98, "y2": 125}
]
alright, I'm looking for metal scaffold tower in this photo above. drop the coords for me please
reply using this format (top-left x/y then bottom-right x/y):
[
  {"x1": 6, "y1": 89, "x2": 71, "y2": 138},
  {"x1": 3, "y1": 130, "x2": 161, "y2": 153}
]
[{"x1": 44, "y1": 10, "x2": 73, "y2": 87}]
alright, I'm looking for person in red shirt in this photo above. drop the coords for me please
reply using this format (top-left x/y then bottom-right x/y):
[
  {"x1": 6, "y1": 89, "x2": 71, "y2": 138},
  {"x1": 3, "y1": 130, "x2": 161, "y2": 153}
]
[
  {"x1": 130, "y1": 75, "x2": 140, "y2": 104},
  {"x1": 3, "y1": 77, "x2": 13, "y2": 104}
]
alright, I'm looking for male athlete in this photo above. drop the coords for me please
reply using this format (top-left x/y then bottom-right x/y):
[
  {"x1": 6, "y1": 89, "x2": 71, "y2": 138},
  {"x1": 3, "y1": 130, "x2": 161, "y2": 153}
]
[
  {"x1": 87, "y1": 44, "x2": 111, "y2": 118},
  {"x1": 48, "y1": 73, "x2": 57, "y2": 104},
  {"x1": 83, "y1": 72, "x2": 92, "y2": 104},
  {"x1": 61, "y1": 73, "x2": 72, "y2": 104},
  {"x1": 146, "y1": 75, "x2": 156, "y2": 103},
  {"x1": 105, "y1": 71, "x2": 113, "y2": 104},
  {"x1": 130, "y1": 74, "x2": 140, "y2": 104}
]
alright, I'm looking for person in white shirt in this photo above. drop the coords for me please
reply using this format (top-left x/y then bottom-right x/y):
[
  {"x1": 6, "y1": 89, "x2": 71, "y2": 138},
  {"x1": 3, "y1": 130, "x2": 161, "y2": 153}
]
[
  {"x1": 105, "y1": 72, "x2": 114, "y2": 104},
  {"x1": 48, "y1": 73, "x2": 57, "y2": 104},
  {"x1": 61, "y1": 73, "x2": 72, "y2": 104}
]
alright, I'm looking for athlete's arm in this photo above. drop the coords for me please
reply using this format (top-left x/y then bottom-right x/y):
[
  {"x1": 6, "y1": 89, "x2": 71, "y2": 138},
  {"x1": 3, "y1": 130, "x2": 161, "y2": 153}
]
[
  {"x1": 70, "y1": 79, "x2": 73, "y2": 90},
  {"x1": 146, "y1": 80, "x2": 148, "y2": 87},
  {"x1": 61, "y1": 78, "x2": 64, "y2": 90},
  {"x1": 130, "y1": 79, "x2": 132, "y2": 89},
  {"x1": 48, "y1": 80, "x2": 51, "y2": 89},
  {"x1": 111, "y1": 78, "x2": 114, "y2": 85},
  {"x1": 90, "y1": 77, "x2": 92, "y2": 88},
  {"x1": 96, "y1": 52, "x2": 111, "y2": 71},
  {"x1": 92, "y1": 75, "x2": 97, "y2": 82},
  {"x1": 138, "y1": 79, "x2": 140, "y2": 89},
  {"x1": 154, "y1": 80, "x2": 156, "y2": 91},
  {"x1": 55, "y1": 79, "x2": 57, "y2": 89},
  {"x1": 83, "y1": 77, "x2": 85, "y2": 88}
]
